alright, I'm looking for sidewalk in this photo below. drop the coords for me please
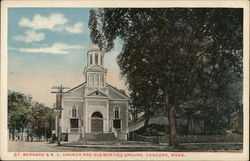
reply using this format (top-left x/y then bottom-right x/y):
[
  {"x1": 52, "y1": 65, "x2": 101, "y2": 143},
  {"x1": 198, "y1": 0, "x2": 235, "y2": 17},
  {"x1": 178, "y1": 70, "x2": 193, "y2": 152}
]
[{"x1": 61, "y1": 141, "x2": 243, "y2": 152}]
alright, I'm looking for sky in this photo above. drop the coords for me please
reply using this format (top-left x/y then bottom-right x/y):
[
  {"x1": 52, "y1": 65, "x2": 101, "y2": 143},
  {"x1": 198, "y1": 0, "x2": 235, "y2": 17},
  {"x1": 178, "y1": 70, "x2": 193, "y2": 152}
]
[{"x1": 8, "y1": 8, "x2": 127, "y2": 107}]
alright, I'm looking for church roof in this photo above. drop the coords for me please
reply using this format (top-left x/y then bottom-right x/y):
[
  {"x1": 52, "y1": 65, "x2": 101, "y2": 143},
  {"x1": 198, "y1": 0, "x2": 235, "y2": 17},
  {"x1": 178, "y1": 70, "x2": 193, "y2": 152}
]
[
  {"x1": 63, "y1": 82, "x2": 86, "y2": 93},
  {"x1": 106, "y1": 83, "x2": 130, "y2": 99},
  {"x1": 63, "y1": 82, "x2": 129, "y2": 99}
]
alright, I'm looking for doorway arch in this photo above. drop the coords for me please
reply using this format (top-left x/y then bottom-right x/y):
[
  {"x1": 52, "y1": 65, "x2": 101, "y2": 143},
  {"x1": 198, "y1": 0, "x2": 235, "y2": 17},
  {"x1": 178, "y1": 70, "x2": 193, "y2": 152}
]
[{"x1": 91, "y1": 112, "x2": 103, "y2": 132}]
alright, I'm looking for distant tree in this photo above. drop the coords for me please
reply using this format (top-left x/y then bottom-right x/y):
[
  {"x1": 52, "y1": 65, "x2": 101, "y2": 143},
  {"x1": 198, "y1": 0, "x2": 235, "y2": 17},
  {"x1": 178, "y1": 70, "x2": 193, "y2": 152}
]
[
  {"x1": 89, "y1": 8, "x2": 243, "y2": 147},
  {"x1": 8, "y1": 91, "x2": 31, "y2": 140},
  {"x1": 8, "y1": 91, "x2": 55, "y2": 141}
]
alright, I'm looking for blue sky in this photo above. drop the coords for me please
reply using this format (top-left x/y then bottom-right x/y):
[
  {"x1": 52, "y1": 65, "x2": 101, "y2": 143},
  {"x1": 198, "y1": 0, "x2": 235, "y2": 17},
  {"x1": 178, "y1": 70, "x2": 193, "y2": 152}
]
[{"x1": 8, "y1": 8, "x2": 126, "y2": 107}]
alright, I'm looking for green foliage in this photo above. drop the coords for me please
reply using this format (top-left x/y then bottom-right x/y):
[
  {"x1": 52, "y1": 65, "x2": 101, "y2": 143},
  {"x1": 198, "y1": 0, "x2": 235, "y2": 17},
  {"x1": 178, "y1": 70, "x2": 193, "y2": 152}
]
[
  {"x1": 8, "y1": 90, "x2": 55, "y2": 140},
  {"x1": 88, "y1": 8, "x2": 243, "y2": 145}
]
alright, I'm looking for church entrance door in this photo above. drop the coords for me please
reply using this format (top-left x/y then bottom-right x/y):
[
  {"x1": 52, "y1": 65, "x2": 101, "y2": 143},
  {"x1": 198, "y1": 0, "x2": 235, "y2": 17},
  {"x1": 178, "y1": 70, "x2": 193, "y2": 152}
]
[{"x1": 91, "y1": 112, "x2": 103, "y2": 132}]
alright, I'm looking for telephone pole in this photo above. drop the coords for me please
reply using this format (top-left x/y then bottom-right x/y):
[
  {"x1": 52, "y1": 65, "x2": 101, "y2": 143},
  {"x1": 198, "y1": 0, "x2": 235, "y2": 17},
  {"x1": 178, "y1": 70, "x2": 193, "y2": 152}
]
[{"x1": 51, "y1": 84, "x2": 70, "y2": 146}]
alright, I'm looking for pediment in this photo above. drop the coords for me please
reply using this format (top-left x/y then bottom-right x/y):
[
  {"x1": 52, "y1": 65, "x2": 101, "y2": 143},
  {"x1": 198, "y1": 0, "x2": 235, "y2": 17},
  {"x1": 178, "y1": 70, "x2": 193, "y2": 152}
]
[
  {"x1": 87, "y1": 90, "x2": 108, "y2": 97},
  {"x1": 87, "y1": 65, "x2": 107, "y2": 72}
]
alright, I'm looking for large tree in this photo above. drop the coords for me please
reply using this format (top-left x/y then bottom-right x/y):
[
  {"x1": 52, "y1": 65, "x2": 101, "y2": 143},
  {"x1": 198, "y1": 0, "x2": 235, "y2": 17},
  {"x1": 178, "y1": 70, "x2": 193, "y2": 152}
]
[{"x1": 89, "y1": 8, "x2": 243, "y2": 147}]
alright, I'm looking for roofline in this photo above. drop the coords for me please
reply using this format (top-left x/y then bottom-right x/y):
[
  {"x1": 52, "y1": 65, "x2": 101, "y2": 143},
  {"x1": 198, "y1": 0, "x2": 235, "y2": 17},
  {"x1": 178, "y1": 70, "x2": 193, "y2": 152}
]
[
  {"x1": 107, "y1": 83, "x2": 130, "y2": 98},
  {"x1": 63, "y1": 82, "x2": 130, "y2": 99},
  {"x1": 64, "y1": 82, "x2": 86, "y2": 93}
]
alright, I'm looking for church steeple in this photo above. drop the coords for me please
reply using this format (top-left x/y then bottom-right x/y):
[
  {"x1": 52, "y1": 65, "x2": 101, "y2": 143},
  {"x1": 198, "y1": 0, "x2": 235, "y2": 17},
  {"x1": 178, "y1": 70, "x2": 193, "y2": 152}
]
[
  {"x1": 84, "y1": 43, "x2": 107, "y2": 90},
  {"x1": 87, "y1": 43, "x2": 104, "y2": 67}
]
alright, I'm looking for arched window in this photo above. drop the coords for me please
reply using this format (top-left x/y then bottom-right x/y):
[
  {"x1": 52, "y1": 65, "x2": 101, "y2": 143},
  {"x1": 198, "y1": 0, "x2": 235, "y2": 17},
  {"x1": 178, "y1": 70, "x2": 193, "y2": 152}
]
[
  {"x1": 90, "y1": 54, "x2": 92, "y2": 65},
  {"x1": 101, "y1": 55, "x2": 103, "y2": 65},
  {"x1": 72, "y1": 106, "x2": 77, "y2": 118},
  {"x1": 113, "y1": 108, "x2": 121, "y2": 129},
  {"x1": 114, "y1": 108, "x2": 120, "y2": 119},
  {"x1": 91, "y1": 112, "x2": 103, "y2": 118},
  {"x1": 95, "y1": 53, "x2": 98, "y2": 64}
]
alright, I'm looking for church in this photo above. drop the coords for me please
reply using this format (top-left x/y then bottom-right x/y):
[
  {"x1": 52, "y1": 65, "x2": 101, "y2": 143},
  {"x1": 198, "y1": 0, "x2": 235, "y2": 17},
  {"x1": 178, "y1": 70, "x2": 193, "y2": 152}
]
[{"x1": 60, "y1": 44, "x2": 130, "y2": 142}]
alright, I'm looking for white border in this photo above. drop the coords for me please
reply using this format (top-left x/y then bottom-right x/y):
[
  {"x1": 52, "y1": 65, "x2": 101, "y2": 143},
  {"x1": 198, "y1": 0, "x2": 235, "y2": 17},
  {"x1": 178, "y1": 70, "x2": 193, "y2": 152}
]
[{"x1": 0, "y1": 0, "x2": 249, "y2": 160}]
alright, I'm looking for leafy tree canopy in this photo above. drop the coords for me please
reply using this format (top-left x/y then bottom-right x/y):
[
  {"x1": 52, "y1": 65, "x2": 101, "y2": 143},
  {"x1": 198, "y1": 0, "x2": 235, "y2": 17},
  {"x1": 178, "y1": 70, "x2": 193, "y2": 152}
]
[{"x1": 89, "y1": 8, "x2": 243, "y2": 146}]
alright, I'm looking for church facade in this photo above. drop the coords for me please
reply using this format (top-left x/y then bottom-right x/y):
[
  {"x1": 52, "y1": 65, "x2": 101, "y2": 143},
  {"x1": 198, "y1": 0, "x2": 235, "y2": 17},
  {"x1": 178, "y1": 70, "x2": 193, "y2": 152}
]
[{"x1": 60, "y1": 45, "x2": 130, "y2": 142}]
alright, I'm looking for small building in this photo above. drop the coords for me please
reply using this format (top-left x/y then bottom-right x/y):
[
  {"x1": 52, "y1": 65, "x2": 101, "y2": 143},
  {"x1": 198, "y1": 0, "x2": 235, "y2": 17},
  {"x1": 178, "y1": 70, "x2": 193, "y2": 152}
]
[{"x1": 60, "y1": 44, "x2": 130, "y2": 142}]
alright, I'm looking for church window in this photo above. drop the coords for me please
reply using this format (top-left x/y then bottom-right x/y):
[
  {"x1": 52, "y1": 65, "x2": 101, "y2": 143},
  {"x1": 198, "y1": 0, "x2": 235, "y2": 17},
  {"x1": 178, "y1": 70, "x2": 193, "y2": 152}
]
[
  {"x1": 70, "y1": 119, "x2": 78, "y2": 128},
  {"x1": 114, "y1": 108, "x2": 120, "y2": 119},
  {"x1": 90, "y1": 54, "x2": 92, "y2": 65},
  {"x1": 113, "y1": 119, "x2": 121, "y2": 129},
  {"x1": 72, "y1": 107, "x2": 77, "y2": 118},
  {"x1": 113, "y1": 108, "x2": 121, "y2": 129},
  {"x1": 95, "y1": 53, "x2": 98, "y2": 64}
]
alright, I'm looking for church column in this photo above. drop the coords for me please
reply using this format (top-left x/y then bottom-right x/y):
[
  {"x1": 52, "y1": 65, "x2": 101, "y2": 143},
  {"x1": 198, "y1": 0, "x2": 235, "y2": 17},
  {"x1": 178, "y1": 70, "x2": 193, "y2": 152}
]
[
  {"x1": 88, "y1": 53, "x2": 90, "y2": 65},
  {"x1": 93, "y1": 74, "x2": 96, "y2": 87},
  {"x1": 98, "y1": 74, "x2": 101, "y2": 87},
  {"x1": 100, "y1": 74, "x2": 102, "y2": 87},
  {"x1": 104, "y1": 74, "x2": 106, "y2": 87},
  {"x1": 91, "y1": 74, "x2": 94, "y2": 87},
  {"x1": 98, "y1": 53, "x2": 101, "y2": 66}
]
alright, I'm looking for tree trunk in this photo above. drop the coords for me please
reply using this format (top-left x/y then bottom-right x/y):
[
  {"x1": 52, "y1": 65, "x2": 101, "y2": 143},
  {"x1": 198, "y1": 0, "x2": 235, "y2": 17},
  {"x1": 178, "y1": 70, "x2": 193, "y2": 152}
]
[
  {"x1": 12, "y1": 128, "x2": 15, "y2": 140},
  {"x1": 45, "y1": 128, "x2": 47, "y2": 142},
  {"x1": 144, "y1": 106, "x2": 150, "y2": 134},
  {"x1": 188, "y1": 116, "x2": 194, "y2": 135},
  {"x1": 21, "y1": 127, "x2": 24, "y2": 141},
  {"x1": 27, "y1": 132, "x2": 30, "y2": 142},
  {"x1": 168, "y1": 105, "x2": 177, "y2": 147}
]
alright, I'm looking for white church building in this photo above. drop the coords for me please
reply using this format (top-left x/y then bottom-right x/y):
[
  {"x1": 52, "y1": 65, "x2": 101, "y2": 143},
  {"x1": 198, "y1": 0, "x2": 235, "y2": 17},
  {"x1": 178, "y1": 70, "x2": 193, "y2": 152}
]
[{"x1": 59, "y1": 44, "x2": 130, "y2": 142}]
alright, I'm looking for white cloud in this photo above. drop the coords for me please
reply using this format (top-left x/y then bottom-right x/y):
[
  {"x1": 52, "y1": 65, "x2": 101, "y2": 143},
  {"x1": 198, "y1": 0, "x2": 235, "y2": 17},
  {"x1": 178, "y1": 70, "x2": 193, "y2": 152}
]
[
  {"x1": 19, "y1": 13, "x2": 68, "y2": 31},
  {"x1": 18, "y1": 13, "x2": 84, "y2": 34},
  {"x1": 65, "y1": 22, "x2": 83, "y2": 33},
  {"x1": 9, "y1": 43, "x2": 83, "y2": 54},
  {"x1": 14, "y1": 30, "x2": 45, "y2": 43}
]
